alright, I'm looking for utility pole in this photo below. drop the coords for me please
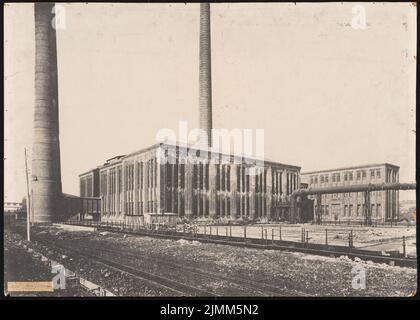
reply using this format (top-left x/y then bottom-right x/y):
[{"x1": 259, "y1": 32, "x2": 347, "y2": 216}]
[{"x1": 24, "y1": 148, "x2": 31, "y2": 241}]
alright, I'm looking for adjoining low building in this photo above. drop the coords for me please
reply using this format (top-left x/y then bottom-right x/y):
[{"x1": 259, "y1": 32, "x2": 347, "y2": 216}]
[
  {"x1": 3, "y1": 201, "x2": 24, "y2": 223},
  {"x1": 301, "y1": 163, "x2": 400, "y2": 223},
  {"x1": 4, "y1": 201, "x2": 23, "y2": 213},
  {"x1": 79, "y1": 142, "x2": 301, "y2": 223}
]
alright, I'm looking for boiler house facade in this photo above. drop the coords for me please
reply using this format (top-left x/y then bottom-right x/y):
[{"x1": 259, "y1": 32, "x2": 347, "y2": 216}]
[{"x1": 79, "y1": 142, "x2": 301, "y2": 223}]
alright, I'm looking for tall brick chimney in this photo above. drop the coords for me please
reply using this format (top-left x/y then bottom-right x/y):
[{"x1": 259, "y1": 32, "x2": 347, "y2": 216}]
[
  {"x1": 199, "y1": 3, "x2": 213, "y2": 147},
  {"x1": 31, "y1": 2, "x2": 63, "y2": 223}
]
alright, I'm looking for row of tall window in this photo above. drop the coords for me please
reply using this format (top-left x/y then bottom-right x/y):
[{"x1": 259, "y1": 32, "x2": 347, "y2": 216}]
[
  {"x1": 194, "y1": 163, "x2": 210, "y2": 191},
  {"x1": 80, "y1": 175, "x2": 93, "y2": 198},
  {"x1": 236, "y1": 166, "x2": 249, "y2": 193},
  {"x1": 320, "y1": 203, "x2": 382, "y2": 217},
  {"x1": 100, "y1": 162, "x2": 299, "y2": 216},
  {"x1": 272, "y1": 171, "x2": 283, "y2": 195},
  {"x1": 324, "y1": 191, "x2": 384, "y2": 199},
  {"x1": 165, "y1": 163, "x2": 186, "y2": 214},
  {"x1": 100, "y1": 158, "x2": 158, "y2": 215},
  {"x1": 310, "y1": 169, "x2": 382, "y2": 185},
  {"x1": 255, "y1": 171, "x2": 267, "y2": 193}
]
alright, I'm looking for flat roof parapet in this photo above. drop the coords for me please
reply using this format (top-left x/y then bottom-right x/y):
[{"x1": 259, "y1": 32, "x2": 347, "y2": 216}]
[
  {"x1": 82, "y1": 142, "x2": 301, "y2": 172},
  {"x1": 302, "y1": 163, "x2": 399, "y2": 175}
]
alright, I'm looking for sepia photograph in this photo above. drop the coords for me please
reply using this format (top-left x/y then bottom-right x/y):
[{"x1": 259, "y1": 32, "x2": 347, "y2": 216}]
[{"x1": 3, "y1": 1, "x2": 417, "y2": 303}]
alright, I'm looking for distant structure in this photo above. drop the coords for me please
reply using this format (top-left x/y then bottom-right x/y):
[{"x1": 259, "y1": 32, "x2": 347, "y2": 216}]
[
  {"x1": 198, "y1": 3, "x2": 213, "y2": 147},
  {"x1": 79, "y1": 142, "x2": 301, "y2": 223},
  {"x1": 301, "y1": 163, "x2": 400, "y2": 222},
  {"x1": 3, "y1": 201, "x2": 24, "y2": 224},
  {"x1": 4, "y1": 201, "x2": 23, "y2": 214},
  {"x1": 31, "y1": 2, "x2": 63, "y2": 223}
]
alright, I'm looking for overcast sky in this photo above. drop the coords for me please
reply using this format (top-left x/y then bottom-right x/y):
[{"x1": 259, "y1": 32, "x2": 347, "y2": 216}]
[{"x1": 4, "y1": 3, "x2": 417, "y2": 202}]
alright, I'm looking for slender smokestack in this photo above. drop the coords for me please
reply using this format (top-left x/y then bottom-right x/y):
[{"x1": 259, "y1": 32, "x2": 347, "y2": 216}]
[
  {"x1": 32, "y1": 2, "x2": 62, "y2": 223},
  {"x1": 199, "y1": 3, "x2": 213, "y2": 147}
]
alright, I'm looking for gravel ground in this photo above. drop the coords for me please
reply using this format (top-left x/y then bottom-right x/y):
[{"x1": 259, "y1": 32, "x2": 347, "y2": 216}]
[
  {"x1": 106, "y1": 231, "x2": 417, "y2": 297},
  {"x1": 4, "y1": 234, "x2": 93, "y2": 297},
  {"x1": 5, "y1": 230, "x2": 177, "y2": 297},
  {"x1": 5, "y1": 224, "x2": 417, "y2": 297}
]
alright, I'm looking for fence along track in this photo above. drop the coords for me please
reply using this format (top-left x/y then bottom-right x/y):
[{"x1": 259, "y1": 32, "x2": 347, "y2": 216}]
[{"x1": 87, "y1": 223, "x2": 416, "y2": 268}]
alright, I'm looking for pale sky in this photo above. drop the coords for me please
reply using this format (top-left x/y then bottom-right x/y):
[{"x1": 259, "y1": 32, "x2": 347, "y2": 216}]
[{"x1": 4, "y1": 3, "x2": 417, "y2": 202}]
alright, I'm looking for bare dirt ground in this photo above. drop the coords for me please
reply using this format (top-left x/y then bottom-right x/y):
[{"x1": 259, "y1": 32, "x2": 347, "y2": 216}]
[{"x1": 5, "y1": 224, "x2": 417, "y2": 297}]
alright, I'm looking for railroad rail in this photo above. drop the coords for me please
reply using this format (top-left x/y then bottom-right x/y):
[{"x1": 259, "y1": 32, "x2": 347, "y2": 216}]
[
  {"x1": 32, "y1": 236, "x2": 216, "y2": 296},
  {"x1": 65, "y1": 241, "x2": 307, "y2": 296},
  {"x1": 8, "y1": 222, "x2": 416, "y2": 298},
  {"x1": 10, "y1": 223, "x2": 314, "y2": 296},
  {"x1": 25, "y1": 231, "x2": 311, "y2": 296},
  {"x1": 63, "y1": 221, "x2": 416, "y2": 268}
]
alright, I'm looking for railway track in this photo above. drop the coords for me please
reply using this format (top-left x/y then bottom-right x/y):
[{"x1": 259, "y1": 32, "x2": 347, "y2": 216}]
[
  {"x1": 66, "y1": 240, "x2": 310, "y2": 296},
  {"x1": 357, "y1": 236, "x2": 416, "y2": 249},
  {"x1": 20, "y1": 223, "x2": 311, "y2": 296},
  {"x1": 8, "y1": 223, "x2": 416, "y2": 297},
  {"x1": 32, "y1": 236, "x2": 216, "y2": 297},
  {"x1": 92, "y1": 224, "x2": 416, "y2": 268}
]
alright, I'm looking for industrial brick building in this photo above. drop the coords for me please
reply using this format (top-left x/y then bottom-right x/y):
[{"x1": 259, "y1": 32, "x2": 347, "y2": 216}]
[
  {"x1": 301, "y1": 163, "x2": 400, "y2": 223},
  {"x1": 79, "y1": 142, "x2": 301, "y2": 223}
]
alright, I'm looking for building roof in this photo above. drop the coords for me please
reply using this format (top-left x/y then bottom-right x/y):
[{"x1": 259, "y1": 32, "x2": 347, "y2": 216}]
[
  {"x1": 105, "y1": 155, "x2": 125, "y2": 163},
  {"x1": 301, "y1": 163, "x2": 399, "y2": 175},
  {"x1": 81, "y1": 141, "x2": 301, "y2": 173},
  {"x1": 79, "y1": 167, "x2": 101, "y2": 177},
  {"x1": 158, "y1": 141, "x2": 301, "y2": 169}
]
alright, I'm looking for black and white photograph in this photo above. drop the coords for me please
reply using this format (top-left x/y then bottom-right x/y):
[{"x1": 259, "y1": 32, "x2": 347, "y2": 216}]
[{"x1": 3, "y1": 2, "x2": 417, "y2": 302}]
